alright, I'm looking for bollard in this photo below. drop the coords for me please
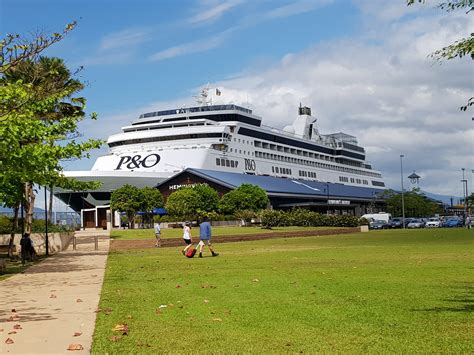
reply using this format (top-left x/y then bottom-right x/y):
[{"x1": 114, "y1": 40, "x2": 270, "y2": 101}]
[
  {"x1": 73, "y1": 236, "x2": 76, "y2": 251},
  {"x1": 94, "y1": 236, "x2": 98, "y2": 251}
]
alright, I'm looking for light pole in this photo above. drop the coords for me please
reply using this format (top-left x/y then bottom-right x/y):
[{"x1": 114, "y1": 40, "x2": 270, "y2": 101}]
[
  {"x1": 461, "y1": 168, "x2": 468, "y2": 221},
  {"x1": 400, "y1": 155, "x2": 405, "y2": 229}
]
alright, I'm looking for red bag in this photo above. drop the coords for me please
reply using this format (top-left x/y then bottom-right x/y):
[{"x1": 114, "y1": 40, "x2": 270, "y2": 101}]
[{"x1": 186, "y1": 247, "x2": 197, "y2": 258}]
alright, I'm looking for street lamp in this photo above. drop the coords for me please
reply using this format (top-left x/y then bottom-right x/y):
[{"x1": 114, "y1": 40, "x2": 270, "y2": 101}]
[
  {"x1": 461, "y1": 168, "x2": 468, "y2": 221},
  {"x1": 400, "y1": 155, "x2": 405, "y2": 229}
]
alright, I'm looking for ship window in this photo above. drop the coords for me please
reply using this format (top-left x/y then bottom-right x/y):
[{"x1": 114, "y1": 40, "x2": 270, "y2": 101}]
[
  {"x1": 231, "y1": 161, "x2": 235, "y2": 168},
  {"x1": 275, "y1": 167, "x2": 279, "y2": 173},
  {"x1": 216, "y1": 158, "x2": 220, "y2": 166},
  {"x1": 272, "y1": 166, "x2": 274, "y2": 173},
  {"x1": 220, "y1": 158, "x2": 225, "y2": 165},
  {"x1": 225, "y1": 160, "x2": 230, "y2": 167}
]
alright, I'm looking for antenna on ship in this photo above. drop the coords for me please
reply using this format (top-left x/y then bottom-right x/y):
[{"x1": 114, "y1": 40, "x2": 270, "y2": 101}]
[{"x1": 194, "y1": 83, "x2": 212, "y2": 107}]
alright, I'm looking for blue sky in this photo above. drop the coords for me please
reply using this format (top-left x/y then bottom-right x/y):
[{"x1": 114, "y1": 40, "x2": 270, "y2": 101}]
[{"x1": 1, "y1": 0, "x2": 473, "y2": 208}]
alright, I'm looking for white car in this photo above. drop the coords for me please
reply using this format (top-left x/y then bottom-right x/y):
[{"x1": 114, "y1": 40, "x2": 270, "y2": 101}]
[{"x1": 425, "y1": 218, "x2": 441, "y2": 228}]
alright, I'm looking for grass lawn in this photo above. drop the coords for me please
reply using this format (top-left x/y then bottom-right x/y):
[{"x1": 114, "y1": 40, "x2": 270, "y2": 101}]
[
  {"x1": 110, "y1": 226, "x2": 340, "y2": 240},
  {"x1": 93, "y1": 228, "x2": 474, "y2": 353}
]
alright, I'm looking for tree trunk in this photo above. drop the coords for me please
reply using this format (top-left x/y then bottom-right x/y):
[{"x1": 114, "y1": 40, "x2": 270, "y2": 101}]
[
  {"x1": 128, "y1": 212, "x2": 135, "y2": 229},
  {"x1": 8, "y1": 205, "x2": 19, "y2": 259},
  {"x1": 48, "y1": 186, "x2": 54, "y2": 221},
  {"x1": 24, "y1": 182, "x2": 35, "y2": 234}
]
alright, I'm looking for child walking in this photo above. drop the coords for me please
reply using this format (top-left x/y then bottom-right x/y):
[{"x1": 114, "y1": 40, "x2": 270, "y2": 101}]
[{"x1": 182, "y1": 222, "x2": 193, "y2": 255}]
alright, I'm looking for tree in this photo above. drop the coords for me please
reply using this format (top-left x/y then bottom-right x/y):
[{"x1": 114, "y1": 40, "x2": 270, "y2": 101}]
[
  {"x1": 110, "y1": 185, "x2": 142, "y2": 229},
  {"x1": 218, "y1": 184, "x2": 269, "y2": 215},
  {"x1": 408, "y1": 0, "x2": 474, "y2": 111},
  {"x1": 382, "y1": 189, "x2": 443, "y2": 217},
  {"x1": 0, "y1": 25, "x2": 103, "y2": 240},
  {"x1": 165, "y1": 188, "x2": 201, "y2": 220},
  {"x1": 165, "y1": 184, "x2": 219, "y2": 220},
  {"x1": 137, "y1": 187, "x2": 164, "y2": 228}
]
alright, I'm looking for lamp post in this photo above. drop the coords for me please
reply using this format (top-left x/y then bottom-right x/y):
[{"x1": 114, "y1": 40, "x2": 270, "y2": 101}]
[
  {"x1": 461, "y1": 168, "x2": 468, "y2": 221},
  {"x1": 400, "y1": 155, "x2": 405, "y2": 229},
  {"x1": 44, "y1": 186, "x2": 49, "y2": 256}
]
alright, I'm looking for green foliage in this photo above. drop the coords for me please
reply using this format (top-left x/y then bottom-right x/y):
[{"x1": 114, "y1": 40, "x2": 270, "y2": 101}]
[
  {"x1": 110, "y1": 185, "x2": 141, "y2": 228},
  {"x1": 259, "y1": 208, "x2": 361, "y2": 228},
  {"x1": 382, "y1": 189, "x2": 442, "y2": 217},
  {"x1": 0, "y1": 26, "x2": 103, "y2": 234},
  {"x1": 219, "y1": 184, "x2": 269, "y2": 214},
  {"x1": 0, "y1": 215, "x2": 72, "y2": 234},
  {"x1": 165, "y1": 185, "x2": 219, "y2": 220}
]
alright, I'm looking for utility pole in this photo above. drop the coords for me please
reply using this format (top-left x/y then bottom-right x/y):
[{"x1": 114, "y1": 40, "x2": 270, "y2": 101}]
[{"x1": 400, "y1": 155, "x2": 405, "y2": 229}]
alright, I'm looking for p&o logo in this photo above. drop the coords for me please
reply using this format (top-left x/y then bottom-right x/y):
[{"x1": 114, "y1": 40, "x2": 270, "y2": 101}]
[{"x1": 115, "y1": 154, "x2": 161, "y2": 170}]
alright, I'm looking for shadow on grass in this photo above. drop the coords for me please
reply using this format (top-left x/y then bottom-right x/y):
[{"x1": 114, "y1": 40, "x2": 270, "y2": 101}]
[{"x1": 413, "y1": 282, "x2": 474, "y2": 313}]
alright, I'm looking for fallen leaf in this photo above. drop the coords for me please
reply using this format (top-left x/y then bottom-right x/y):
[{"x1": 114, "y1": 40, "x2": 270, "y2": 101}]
[
  {"x1": 8, "y1": 331, "x2": 17, "y2": 334},
  {"x1": 7, "y1": 316, "x2": 14, "y2": 322},
  {"x1": 5, "y1": 338, "x2": 14, "y2": 344},
  {"x1": 112, "y1": 323, "x2": 129, "y2": 335},
  {"x1": 0, "y1": 328, "x2": 3, "y2": 332},
  {"x1": 175, "y1": 284, "x2": 181, "y2": 288},
  {"x1": 110, "y1": 335, "x2": 121, "y2": 342},
  {"x1": 73, "y1": 332, "x2": 82, "y2": 337},
  {"x1": 11, "y1": 309, "x2": 16, "y2": 313},
  {"x1": 155, "y1": 309, "x2": 162, "y2": 315},
  {"x1": 13, "y1": 324, "x2": 22, "y2": 330},
  {"x1": 203, "y1": 299, "x2": 209, "y2": 303},
  {"x1": 76, "y1": 299, "x2": 83, "y2": 303},
  {"x1": 158, "y1": 305, "x2": 167, "y2": 308},
  {"x1": 67, "y1": 343, "x2": 84, "y2": 351},
  {"x1": 212, "y1": 318, "x2": 222, "y2": 322},
  {"x1": 94, "y1": 308, "x2": 102, "y2": 313},
  {"x1": 104, "y1": 307, "x2": 112, "y2": 315},
  {"x1": 252, "y1": 279, "x2": 259, "y2": 282},
  {"x1": 50, "y1": 294, "x2": 57, "y2": 299},
  {"x1": 126, "y1": 315, "x2": 133, "y2": 319},
  {"x1": 168, "y1": 303, "x2": 174, "y2": 307}
]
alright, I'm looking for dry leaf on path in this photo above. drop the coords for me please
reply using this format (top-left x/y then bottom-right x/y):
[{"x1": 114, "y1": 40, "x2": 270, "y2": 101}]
[
  {"x1": 11, "y1": 309, "x2": 16, "y2": 313},
  {"x1": 73, "y1": 332, "x2": 82, "y2": 337},
  {"x1": 5, "y1": 338, "x2": 14, "y2": 344},
  {"x1": 8, "y1": 331, "x2": 17, "y2": 334},
  {"x1": 13, "y1": 324, "x2": 22, "y2": 330},
  {"x1": 67, "y1": 343, "x2": 84, "y2": 351},
  {"x1": 50, "y1": 294, "x2": 57, "y2": 299},
  {"x1": 76, "y1": 299, "x2": 83, "y2": 303}
]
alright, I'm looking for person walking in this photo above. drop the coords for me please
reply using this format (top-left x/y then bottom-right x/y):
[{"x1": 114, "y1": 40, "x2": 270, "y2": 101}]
[
  {"x1": 20, "y1": 233, "x2": 33, "y2": 264},
  {"x1": 154, "y1": 223, "x2": 161, "y2": 247},
  {"x1": 466, "y1": 215, "x2": 472, "y2": 229},
  {"x1": 198, "y1": 217, "x2": 219, "y2": 258},
  {"x1": 181, "y1": 222, "x2": 193, "y2": 255}
]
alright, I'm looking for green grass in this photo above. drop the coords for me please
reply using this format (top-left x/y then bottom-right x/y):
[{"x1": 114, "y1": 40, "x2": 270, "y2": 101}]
[
  {"x1": 93, "y1": 229, "x2": 474, "y2": 353},
  {"x1": 110, "y1": 226, "x2": 339, "y2": 240}
]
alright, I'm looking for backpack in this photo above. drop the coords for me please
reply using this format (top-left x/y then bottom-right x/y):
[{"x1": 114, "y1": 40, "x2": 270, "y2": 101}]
[{"x1": 185, "y1": 246, "x2": 197, "y2": 258}]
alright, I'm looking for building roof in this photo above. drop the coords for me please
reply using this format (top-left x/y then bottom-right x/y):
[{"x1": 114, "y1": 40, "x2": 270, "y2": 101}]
[{"x1": 159, "y1": 168, "x2": 383, "y2": 201}]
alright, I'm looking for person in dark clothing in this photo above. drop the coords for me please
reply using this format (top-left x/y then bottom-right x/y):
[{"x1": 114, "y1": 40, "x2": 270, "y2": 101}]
[{"x1": 20, "y1": 233, "x2": 33, "y2": 264}]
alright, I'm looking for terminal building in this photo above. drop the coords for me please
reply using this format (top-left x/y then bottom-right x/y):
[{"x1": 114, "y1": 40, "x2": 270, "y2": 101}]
[{"x1": 56, "y1": 168, "x2": 386, "y2": 229}]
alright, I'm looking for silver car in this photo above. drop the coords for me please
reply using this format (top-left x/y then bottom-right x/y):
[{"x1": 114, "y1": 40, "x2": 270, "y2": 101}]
[{"x1": 425, "y1": 218, "x2": 441, "y2": 228}]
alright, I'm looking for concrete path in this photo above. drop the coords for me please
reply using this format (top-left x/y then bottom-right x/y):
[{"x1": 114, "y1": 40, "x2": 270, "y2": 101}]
[{"x1": 0, "y1": 236, "x2": 109, "y2": 354}]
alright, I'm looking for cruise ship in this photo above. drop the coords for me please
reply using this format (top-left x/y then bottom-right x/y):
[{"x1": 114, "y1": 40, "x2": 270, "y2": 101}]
[{"x1": 59, "y1": 87, "x2": 385, "y2": 212}]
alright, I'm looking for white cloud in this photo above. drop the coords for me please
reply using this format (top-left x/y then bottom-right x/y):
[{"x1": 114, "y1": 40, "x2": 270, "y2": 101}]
[
  {"x1": 149, "y1": 28, "x2": 235, "y2": 61},
  {"x1": 264, "y1": 0, "x2": 334, "y2": 20},
  {"x1": 188, "y1": 0, "x2": 244, "y2": 25},
  {"x1": 99, "y1": 28, "x2": 152, "y2": 51}
]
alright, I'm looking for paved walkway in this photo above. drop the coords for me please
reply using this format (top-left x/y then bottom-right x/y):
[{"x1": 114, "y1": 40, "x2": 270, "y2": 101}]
[{"x1": 0, "y1": 236, "x2": 109, "y2": 354}]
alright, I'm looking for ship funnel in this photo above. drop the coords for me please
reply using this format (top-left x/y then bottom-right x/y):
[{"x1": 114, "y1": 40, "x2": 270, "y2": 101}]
[{"x1": 298, "y1": 105, "x2": 311, "y2": 116}]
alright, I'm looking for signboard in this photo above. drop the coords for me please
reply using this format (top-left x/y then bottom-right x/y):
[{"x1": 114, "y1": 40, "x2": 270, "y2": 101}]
[{"x1": 328, "y1": 199, "x2": 350, "y2": 205}]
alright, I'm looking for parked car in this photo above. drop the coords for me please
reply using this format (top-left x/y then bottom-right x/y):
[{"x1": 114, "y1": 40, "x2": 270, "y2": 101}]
[
  {"x1": 369, "y1": 220, "x2": 389, "y2": 230},
  {"x1": 407, "y1": 219, "x2": 424, "y2": 228},
  {"x1": 387, "y1": 218, "x2": 403, "y2": 228},
  {"x1": 444, "y1": 217, "x2": 463, "y2": 228},
  {"x1": 425, "y1": 218, "x2": 441, "y2": 228}
]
